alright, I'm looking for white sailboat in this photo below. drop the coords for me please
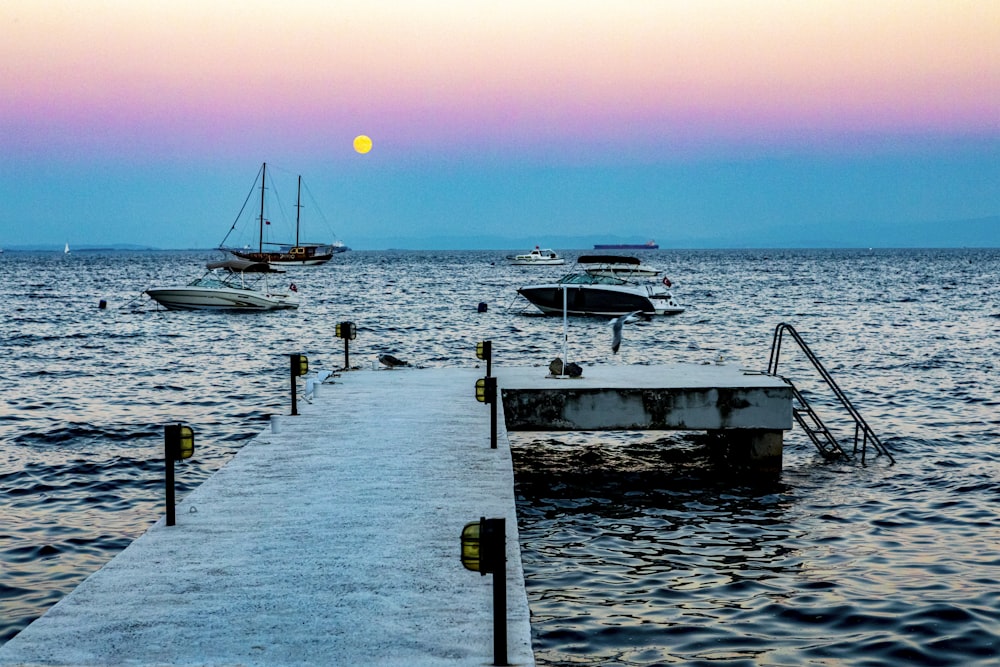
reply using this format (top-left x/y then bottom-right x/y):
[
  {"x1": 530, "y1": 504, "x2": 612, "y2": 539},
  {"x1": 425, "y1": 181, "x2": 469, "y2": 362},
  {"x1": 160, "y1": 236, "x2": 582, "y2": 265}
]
[{"x1": 64, "y1": 243, "x2": 70, "y2": 254}]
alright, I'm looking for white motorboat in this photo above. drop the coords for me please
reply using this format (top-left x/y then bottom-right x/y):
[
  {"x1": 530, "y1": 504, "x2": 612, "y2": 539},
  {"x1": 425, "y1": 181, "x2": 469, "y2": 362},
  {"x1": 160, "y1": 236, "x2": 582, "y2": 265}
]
[
  {"x1": 580, "y1": 255, "x2": 662, "y2": 278},
  {"x1": 517, "y1": 256, "x2": 683, "y2": 317},
  {"x1": 507, "y1": 246, "x2": 565, "y2": 266},
  {"x1": 146, "y1": 259, "x2": 300, "y2": 311}
]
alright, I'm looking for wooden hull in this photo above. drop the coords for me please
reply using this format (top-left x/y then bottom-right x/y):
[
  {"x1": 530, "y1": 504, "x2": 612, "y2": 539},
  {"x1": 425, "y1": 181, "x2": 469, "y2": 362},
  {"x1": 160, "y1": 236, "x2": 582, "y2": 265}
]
[{"x1": 227, "y1": 248, "x2": 333, "y2": 266}]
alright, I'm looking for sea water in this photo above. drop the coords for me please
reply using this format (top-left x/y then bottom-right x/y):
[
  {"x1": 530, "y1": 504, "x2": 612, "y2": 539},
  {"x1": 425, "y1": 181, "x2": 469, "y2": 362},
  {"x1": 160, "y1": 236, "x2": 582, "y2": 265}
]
[{"x1": 1, "y1": 248, "x2": 998, "y2": 665}]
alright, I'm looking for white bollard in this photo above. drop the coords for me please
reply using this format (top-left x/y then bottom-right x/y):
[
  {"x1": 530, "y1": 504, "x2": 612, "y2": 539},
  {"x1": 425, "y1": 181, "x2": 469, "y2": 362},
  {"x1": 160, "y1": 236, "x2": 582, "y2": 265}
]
[{"x1": 270, "y1": 415, "x2": 281, "y2": 434}]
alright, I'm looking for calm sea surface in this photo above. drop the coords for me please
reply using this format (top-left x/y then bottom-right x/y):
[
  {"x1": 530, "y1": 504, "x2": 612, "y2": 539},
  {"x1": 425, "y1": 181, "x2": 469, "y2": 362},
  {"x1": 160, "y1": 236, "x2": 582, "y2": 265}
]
[{"x1": 1, "y1": 248, "x2": 999, "y2": 665}]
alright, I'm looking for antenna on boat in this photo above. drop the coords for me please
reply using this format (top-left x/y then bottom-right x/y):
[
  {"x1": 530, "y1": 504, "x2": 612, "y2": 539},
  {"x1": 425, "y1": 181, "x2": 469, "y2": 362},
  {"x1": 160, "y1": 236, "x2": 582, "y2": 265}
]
[
  {"x1": 295, "y1": 175, "x2": 302, "y2": 248},
  {"x1": 561, "y1": 286, "x2": 570, "y2": 378}
]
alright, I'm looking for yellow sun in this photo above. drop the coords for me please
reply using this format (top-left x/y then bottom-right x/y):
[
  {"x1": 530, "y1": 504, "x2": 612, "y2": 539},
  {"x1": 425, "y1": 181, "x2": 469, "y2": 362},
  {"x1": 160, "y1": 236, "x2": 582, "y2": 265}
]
[{"x1": 353, "y1": 135, "x2": 372, "y2": 154}]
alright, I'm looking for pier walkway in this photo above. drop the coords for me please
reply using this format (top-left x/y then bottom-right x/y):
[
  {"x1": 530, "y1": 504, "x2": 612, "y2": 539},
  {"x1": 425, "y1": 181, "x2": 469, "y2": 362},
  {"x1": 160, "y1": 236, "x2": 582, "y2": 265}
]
[{"x1": 0, "y1": 366, "x2": 534, "y2": 666}]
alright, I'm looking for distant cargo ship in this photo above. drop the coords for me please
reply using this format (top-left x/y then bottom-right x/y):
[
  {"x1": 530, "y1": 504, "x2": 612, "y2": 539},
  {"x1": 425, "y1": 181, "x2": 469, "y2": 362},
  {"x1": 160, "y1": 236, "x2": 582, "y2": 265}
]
[{"x1": 593, "y1": 240, "x2": 659, "y2": 250}]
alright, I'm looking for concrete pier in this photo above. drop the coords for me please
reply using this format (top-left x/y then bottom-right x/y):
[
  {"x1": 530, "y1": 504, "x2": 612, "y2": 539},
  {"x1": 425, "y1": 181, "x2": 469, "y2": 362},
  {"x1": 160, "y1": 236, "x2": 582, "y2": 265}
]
[
  {"x1": 0, "y1": 367, "x2": 534, "y2": 667},
  {"x1": 0, "y1": 362, "x2": 794, "y2": 666}
]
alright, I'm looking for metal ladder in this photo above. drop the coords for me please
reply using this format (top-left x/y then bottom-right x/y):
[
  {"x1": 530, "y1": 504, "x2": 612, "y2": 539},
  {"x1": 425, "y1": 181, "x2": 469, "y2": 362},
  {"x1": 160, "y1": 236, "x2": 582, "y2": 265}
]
[{"x1": 767, "y1": 323, "x2": 895, "y2": 465}]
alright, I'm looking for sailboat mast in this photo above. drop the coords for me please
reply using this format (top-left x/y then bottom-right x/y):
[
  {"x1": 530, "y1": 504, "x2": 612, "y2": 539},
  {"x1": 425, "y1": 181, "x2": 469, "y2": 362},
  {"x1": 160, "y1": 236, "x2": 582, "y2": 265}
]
[
  {"x1": 258, "y1": 162, "x2": 267, "y2": 254},
  {"x1": 295, "y1": 175, "x2": 302, "y2": 247}
]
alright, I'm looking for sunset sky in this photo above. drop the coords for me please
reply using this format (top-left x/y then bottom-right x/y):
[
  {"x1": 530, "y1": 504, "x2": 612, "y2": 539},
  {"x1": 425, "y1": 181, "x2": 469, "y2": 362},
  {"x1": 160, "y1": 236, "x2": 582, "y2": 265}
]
[{"x1": 2, "y1": 1, "x2": 998, "y2": 249}]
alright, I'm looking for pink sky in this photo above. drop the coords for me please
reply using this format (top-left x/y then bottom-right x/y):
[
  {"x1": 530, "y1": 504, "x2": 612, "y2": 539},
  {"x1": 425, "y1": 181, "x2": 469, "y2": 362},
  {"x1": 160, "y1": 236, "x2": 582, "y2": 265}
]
[
  {"x1": 3, "y1": 1, "x2": 998, "y2": 162},
  {"x1": 2, "y1": 2, "x2": 998, "y2": 249}
]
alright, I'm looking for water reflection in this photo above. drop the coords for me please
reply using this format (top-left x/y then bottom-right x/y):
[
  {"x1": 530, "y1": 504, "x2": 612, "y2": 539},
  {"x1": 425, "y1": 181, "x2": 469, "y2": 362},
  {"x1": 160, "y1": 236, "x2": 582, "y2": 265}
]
[
  {"x1": 3, "y1": 249, "x2": 1000, "y2": 658},
  {"x1": 513, "y1": 432, "x2": 812, "y2": 664}
]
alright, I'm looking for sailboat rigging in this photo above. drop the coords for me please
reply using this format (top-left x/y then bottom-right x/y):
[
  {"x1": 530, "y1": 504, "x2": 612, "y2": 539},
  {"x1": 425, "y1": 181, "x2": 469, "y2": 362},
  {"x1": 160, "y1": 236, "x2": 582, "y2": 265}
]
[{"x1": 219, "y1": 162, "x2": 343, "y2": 266}]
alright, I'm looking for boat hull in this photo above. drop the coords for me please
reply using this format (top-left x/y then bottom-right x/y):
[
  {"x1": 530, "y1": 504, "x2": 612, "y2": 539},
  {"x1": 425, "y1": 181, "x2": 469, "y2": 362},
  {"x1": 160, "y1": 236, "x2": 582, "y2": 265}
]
[
  {"x1": 226, "y1": 248, "x2": 334, "y2": 266},
  {"x1": 146, "y1": 287, "x2": 299, "y2": 311},
  {"x1": 509, "y1": 258, "x2": 565, "y2": 266},
  {"x1": 517, "y1": 284, "x2": 683, "y2": 317}
]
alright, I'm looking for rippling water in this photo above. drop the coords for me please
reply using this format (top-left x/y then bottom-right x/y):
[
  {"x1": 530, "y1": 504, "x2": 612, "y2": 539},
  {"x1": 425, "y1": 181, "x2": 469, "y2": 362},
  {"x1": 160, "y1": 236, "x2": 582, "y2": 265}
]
[{"x1": 2, "y1": 248, "x2": 999, "y2": 664}]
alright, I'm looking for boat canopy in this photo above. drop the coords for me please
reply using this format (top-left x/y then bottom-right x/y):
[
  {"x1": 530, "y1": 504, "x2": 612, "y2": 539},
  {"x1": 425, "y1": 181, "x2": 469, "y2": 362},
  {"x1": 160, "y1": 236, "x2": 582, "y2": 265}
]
[
  {"x1": 577, "y1": 255, "x2": 641, "y2": 265},
  {"x1": 206, "y1": 259, "x2": 278, "y2": 274}
]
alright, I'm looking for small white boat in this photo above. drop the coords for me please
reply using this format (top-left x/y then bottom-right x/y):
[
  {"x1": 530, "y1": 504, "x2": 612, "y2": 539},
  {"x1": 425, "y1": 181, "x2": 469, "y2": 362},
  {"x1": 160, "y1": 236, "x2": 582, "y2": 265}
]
[
  {"x1": 146, "y1": 259, "x2": 300, "y2": 311},
  {"x1": 508, "y1": 246, "x2": 565, "y2": 266}
]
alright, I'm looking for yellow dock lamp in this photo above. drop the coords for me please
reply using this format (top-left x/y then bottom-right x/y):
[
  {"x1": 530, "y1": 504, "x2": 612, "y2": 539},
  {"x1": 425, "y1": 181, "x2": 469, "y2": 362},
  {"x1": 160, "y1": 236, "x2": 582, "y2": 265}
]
[
  {"x1": 335, "y1": 321, "x2": 357, "y2": 369},
  {"x1": 476, "y1": 340, "x2": 493, "y2": 377},
  {"x1": 164, "y1": 424, "x2": 194, "y2": 527},
  {"x1": 461, "y1": 517, "x2": 508, "y2": 666},
  {"x1": 290, "y1": 353, "x2": 309, "y2": 415},
  {"x1": 474, "y1": 376, "x2": 499, "y2": 449}
]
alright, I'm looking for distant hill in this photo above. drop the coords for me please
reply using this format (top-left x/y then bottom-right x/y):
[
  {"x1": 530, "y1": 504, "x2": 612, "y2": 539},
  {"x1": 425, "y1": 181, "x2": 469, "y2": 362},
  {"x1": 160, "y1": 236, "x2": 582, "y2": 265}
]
[
  {"x1": 851, "y1": 216, "x2": 999, "y2": 248},
  {"x1": 1, "y1": 243, "x2": 160, "y2": 252},
  {"x1": 722, "y1": 215, "x2": 1000, "y2": 249},
  {"x1": 348, "y1": 215, "x2": 999, "y2": 250},
  {"x1": 5, "y1": 216, "x2": 996, "y2": 251}
]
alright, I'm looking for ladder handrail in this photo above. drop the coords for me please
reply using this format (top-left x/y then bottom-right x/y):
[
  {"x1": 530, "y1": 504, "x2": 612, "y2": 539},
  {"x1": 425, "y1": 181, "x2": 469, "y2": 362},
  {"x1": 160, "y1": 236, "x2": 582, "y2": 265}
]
[{"x1": 769, "y1": 323, "x2": 894, "y2": 464}]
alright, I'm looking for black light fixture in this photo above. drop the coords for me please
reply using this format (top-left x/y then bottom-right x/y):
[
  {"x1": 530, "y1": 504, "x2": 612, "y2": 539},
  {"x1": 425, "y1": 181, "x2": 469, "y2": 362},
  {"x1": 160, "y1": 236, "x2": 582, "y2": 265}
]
[
  {"x1": 460, "y1": 517, "x2": 508, "y2": 665},
  {"x1": 474, "y1": 378, "x2": 489, "y2": 404},
  {"x1": 476, "y1": 340, "x2": 492, "y2": 376},
  {"x1": 164, "y1": 423, "x2": 195, "y2": 527},
  {"x1": 335, "y1": 321, "x2": 357, "y2": 368},
  {"x1": 335, "y1": 321, "x2": 357, "y2": 340},
  {"x1": 290, "y1": 353, "x2": 308, "y2": 415}
]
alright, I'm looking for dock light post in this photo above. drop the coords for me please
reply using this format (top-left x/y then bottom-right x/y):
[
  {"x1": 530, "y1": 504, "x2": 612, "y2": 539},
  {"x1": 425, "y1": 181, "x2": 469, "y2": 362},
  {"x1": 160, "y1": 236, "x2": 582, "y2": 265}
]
[
  {"x1": 561, "y1": 286, "x2": 569, "y2": 376},
  {"x1": 164, "y1": 424, "x2": 194, "y2": 527},
  {"x1": 461, "y1": 517, "x2": 508, "y2": 666},
  {"x1": 335, "y1": 321, "x2": 357, "y2": 369},
  {"x1": 290, "y1": 353, "x2": 308, "y2": 416},
  {"x1": 476, "y1": 340, "x2": 492, "y2": 377},
  {"x1": 475, "y1": 375, "x2": 498, "y2": 449}
]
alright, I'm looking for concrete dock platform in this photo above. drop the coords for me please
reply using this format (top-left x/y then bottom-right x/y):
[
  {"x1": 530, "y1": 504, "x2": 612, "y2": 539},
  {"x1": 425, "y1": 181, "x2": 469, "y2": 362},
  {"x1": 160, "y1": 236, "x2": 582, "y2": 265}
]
[
  {"x1": 498, "y1": 363, "x2": 793, "y2": 473},
  {"x1": 0, "y1": 367, "x2": 534, "y2": 666}
]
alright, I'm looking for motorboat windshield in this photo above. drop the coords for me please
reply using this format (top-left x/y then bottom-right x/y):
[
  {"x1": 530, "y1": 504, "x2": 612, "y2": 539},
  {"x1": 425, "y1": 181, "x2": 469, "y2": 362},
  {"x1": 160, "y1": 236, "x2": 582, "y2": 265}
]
[
  {"x1": 557, "y1": 273, "x2": 629, "y2": 286},
  {"x1": 188, "y1": 275, "x2": 232, "y2": 289}
]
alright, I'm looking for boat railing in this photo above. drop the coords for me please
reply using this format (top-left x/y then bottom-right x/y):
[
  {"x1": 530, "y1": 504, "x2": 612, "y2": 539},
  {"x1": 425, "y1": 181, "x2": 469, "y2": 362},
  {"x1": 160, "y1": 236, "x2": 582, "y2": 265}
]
[{"x1": 767, "y1": 322, "x2": 894, "y2": 465}]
